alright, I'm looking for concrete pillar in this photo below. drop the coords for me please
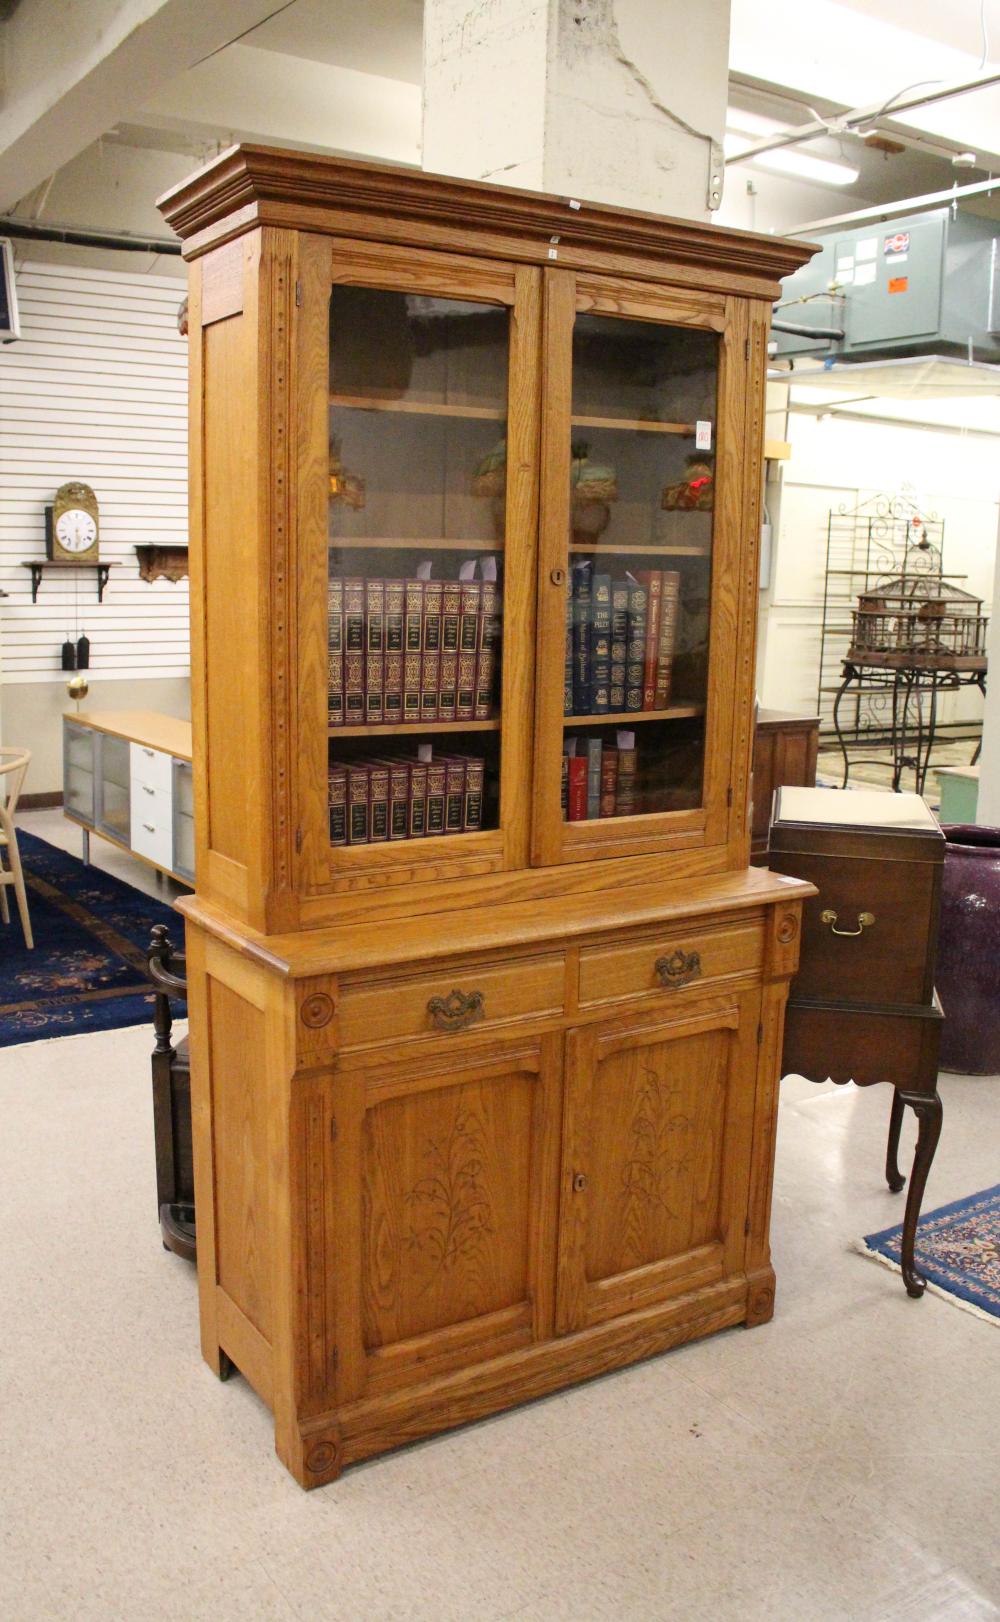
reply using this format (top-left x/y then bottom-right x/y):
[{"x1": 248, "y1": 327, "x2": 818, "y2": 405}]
[
  {"x1": 423, "y1": 0, "x2": 730, "y2": 221},
  {"x1": 975, "y1": 505, "x2": 1000, "y2": 827}
]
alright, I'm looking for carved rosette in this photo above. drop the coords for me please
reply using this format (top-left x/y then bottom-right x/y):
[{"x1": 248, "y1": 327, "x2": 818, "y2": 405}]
[{"x1": 300, "y1": 991, "x2": 334, "y2": 1029}]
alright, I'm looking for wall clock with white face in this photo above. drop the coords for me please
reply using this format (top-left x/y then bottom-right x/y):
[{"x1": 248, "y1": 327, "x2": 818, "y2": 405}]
[{"x1": 46, "y1": 481, "x2": 100, "y2": 563}]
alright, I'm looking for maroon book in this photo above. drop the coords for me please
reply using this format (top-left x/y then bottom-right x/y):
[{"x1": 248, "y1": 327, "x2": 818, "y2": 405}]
[{"x1": 567, "y1": 755, "x2": 588, "y2": 821}]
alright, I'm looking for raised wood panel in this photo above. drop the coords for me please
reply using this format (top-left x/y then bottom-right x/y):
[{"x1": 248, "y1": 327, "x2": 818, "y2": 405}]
[
  {"x1": 557, "y1": 992, "x2": 760, "y2": 1334},
  {"x1": 328, "y1": 1036, "x2": 562, "y2": 1404},
  {"x1": 207, "y1": 976, "x2": 270, "y2": 1340}
]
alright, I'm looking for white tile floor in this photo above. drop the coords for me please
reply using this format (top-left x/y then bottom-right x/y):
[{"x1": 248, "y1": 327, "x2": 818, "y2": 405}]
[{"x1": 2, "y1": 814, "x2": 998, "y2": 1620}]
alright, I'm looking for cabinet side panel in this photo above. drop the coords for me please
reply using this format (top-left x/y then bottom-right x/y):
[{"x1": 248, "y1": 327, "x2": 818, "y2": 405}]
[
  {"x1": 208, "y1": 977, "x2": 271, "y2": 1340},
  {"x1": 202, "y1": 313, "x2": 256, "y2": 871}
]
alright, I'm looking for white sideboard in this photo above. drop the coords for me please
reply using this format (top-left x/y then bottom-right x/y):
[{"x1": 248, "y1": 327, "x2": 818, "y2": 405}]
[{"x1": 63, "y1": 710, "x2": 194, "y2": 884}]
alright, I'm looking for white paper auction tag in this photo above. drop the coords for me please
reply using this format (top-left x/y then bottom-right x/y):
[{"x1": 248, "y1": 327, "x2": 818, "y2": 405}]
[{"x1": 696, "y1": 420, "x2": 712, "y2": 451}]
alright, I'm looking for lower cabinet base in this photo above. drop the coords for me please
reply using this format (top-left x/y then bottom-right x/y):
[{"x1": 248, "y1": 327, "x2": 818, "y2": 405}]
[
  {"x1": 180, "y1": 871, "x2": 809, "y2": 1490},
  {"x1": 214, "y1": 1267, "x2": 774, "y2": 1489}
]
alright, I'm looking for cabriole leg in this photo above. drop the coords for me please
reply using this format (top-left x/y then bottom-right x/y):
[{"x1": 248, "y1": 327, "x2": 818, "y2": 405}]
[{"x1": 897, "y1": 1090, "x2": 943, "y2": 1299}]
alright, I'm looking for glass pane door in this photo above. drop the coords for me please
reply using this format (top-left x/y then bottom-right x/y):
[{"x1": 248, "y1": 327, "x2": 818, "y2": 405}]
[
  {"x1": 326, "y1": 287, "x2": 508, "y2": 853},
  {"x1": 535, "y1": 280, "x2": 731, "y2": 865}
]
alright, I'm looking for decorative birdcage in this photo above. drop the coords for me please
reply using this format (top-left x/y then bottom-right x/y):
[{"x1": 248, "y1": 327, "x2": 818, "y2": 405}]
[{"x1": 847, "y1": 540, "x2": 989, "y2": 671}]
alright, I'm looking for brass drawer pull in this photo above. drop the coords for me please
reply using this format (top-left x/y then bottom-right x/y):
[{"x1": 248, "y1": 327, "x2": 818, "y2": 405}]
[
  {"x1": 821, "y1": 908, "x2": 875, "y2": 938},
  {"x1": 654, "y1": 949, "x2": 701, "y2": 989},
  {"x1": 427, "y1": 988, "x2": 486, "y2": 1032}
]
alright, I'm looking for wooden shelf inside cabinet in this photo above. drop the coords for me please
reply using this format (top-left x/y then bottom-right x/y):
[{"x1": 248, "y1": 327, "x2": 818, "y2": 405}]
[
  {"x1": 329, "y1": 393, "x2": 504, "y2": 420},
  {"x1": 21, "y1": 560, "x2": 116, "y2": 604},
  {"x1": 332, "y1": 719, "x2": 501, "y2": 738},
  {"x1": 329, "y1": 538, "x2": 503, "y2": 552},
  {"x1": 565, "y1": 705, "x2": 705, "y2": 726},
  {"x1": 568, "y1": 544, "x2": 710, "y2": 556},
  {"x1": 571, "y1": 414, "x2": 696, "y2": 435}
]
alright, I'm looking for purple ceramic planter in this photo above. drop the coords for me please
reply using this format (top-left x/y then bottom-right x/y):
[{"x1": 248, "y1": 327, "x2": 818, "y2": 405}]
[{"x1": 937, "y1": 825, "x2": 1000, "y2": 1076}]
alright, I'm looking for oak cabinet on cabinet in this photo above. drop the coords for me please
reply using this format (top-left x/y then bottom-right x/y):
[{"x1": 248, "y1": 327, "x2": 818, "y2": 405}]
[
  {"x1": 158, "y1": 144, "x2": 816, "y2": 1486},
  {"x1": 320, "y1": 1033, "x2": 563, "y2": 1407},
  {"x1": 556, "y1": 992, "x2": 761, "y2": 1334}
]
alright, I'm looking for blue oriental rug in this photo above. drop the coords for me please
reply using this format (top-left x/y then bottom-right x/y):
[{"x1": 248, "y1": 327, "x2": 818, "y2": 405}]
[
  {"x1": 0, "y1": 830, "x2": 186, "y2": 1047},
  {"x1": 863, "y1": 1184, "x2": 1000, "y2": 1323}
]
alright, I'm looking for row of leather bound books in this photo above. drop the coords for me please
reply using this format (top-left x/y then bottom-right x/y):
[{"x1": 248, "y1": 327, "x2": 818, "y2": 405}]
[
  {"x1": 328, "y1": 752, "x2": 486, "y2": 846},
  {"x1": 562, "y1": 733, "x2": 638, "y2": 821},
  {"x1": 328, "y1": 575, "x2": 501, "y2": 727},
  {"x1": 565, "y1": 563, "x2": 680, "y2": 716}
]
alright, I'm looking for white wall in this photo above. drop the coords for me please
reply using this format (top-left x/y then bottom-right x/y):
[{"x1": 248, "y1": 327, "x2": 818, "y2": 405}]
[
  {"x1": 758, "y1": 407, "x2": 999, "y2": 739},
  {"x1": 0, "y1": 256, "x2": 191, "y2": 790}
]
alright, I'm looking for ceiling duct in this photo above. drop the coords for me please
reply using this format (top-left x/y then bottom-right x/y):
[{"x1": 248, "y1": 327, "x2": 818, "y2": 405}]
[{"x1": 773, "y1": 208, "x2": 1000, "y2": 368}]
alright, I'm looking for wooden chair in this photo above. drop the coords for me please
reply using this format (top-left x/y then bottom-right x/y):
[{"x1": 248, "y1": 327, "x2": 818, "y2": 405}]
[
  {"x1": 0, "y1": 747, "x2": 34, "y2": 949},
  {"x1": 146, "y1": 923, "x2": 195, "y2": 1262}
]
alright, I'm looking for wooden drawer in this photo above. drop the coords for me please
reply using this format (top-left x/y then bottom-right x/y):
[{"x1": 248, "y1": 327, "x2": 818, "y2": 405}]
[
  {"x1": 130, "y1": 741, "x2": 173, "y2": 794},
  {"x1": 578, "y1": 920, "x2": 764, "y2": 1010},
  {"x1": 337, "y1": 952, "x2": 565, "y2": 1049}
]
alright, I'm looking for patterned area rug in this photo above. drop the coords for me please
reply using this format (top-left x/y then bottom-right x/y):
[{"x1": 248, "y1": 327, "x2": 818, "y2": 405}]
[
  {"x1": 0, "y1": 830, "x2": 185, "y2": 1047},
  {"x1": 862, "y1": 1184, "x2": 1000, "y2": 1323}
]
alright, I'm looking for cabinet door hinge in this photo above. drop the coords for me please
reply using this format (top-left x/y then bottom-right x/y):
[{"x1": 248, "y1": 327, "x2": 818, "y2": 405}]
[
  {"x1": 744, "y1": 1216, "x2": 752, "y2": 1236},
  {"x1": 330, "y1": 1114, "x2": 338, "y2": 1142},
  {"x1": 727, "y1": 785, "x2": 733, "y2": 808},
  {"x1": 295, "y1": 826, "x2": 303, "y2": 853},
  {"x1": 745, "y1": 337, "x2": 750, "y2": 360},
  {"x1": 295, "y1": 280, "x2": 303, "y2": 307},
  {"x1": 757, "y1": 1022, "x2": 764, "y2": 1045}
]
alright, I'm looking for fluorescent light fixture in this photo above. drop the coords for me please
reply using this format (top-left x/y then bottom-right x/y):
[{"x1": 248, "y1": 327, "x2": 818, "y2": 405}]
[
  {"x1": 724, "y1": 131, "x2": 860, "y2": 187},
  {"x1": 725, "y1": 107, "x2": 789, "y2": 138}
]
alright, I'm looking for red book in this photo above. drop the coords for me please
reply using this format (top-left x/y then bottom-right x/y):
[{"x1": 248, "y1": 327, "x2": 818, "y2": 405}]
[
  {"x1": 368, "y1": 762, "x2": 390, "y2": 843},
  {"x1": 636, "y1": 571, "x2": 662, "y2": 711},
  {"x1": 328, "y1": 765, "x2": 347, "y2": 846},
  {"x1": 344, "y1": 577, "x2": 365, "y2": 655},
  {"x1": 456, "y1": 650, "x2": 477, "y2": 722},
  {"x1": 421, "y1": 583, "x2": 443, "y2": 722},
  {"x1": 443, "y1": 757, "x2": 466, "y2": 834},
  {"x1": 365, "y1": 579, "x2": 384, "y2": 655},
  {"x1": 616, "y1": 747, "x2": 637, "y2": 817},
  {"x1": 403, "y1": 650, "x2": 422, "y2": 724},
  {"x1": 475, "y1": 579, "x2": 501, "y2": 719},
  {"x1": 438, "y1": 648, "x2": 458, "y2": 721},
  {"x1": 599, "y1": 748, "x2": 619, "y2": 818},
  {"x1": 404, "y1": 579, "x2": 424, "y2": 656},
  {"x1": 344, "y1": 651, "x2": 364, "y2": 723},
  {"x1": 327, "y1": 577, "x2": 344, "y2": 727},
  {"x1": 463, "y1": 757, "x2": 485, "y2": 831},
  {"x1": 654, "y1": 571, "x2": 680, "y2": 710},
  {"x1": 384, "y1": 651, "x2": 403, "y2": 723},
  {"x1": 441, "y1": 581, "x2": 462, "y2": 656},
  {"x1": 460, "y1": 580, "x2": 481, "y2": 656},
  {"x1": 384, "y1": 758, "x2": 410, "y2": 840},
  {"x1": 384, "y1": 579, "x2": 405, "y2": 654},
  {"x1": 346, "y1": 765, "x2": 369, "y2": 845},
  {"x1": 425, "y1": 761, "x2": 447, "y2": 836},
  {"x1": 567, "y1": 755, "x2": 588, "y2": 821},
  {"x1": 408, "y1": 761, "x2": 427, "y2": 838}
]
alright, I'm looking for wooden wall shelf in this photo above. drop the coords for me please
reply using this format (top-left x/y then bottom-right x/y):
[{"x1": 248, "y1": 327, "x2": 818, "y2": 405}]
[
  {"x1": 333, "y1": 718, "x2": 500, "y2": 738},
  {"x1": 564, "y1": 705, "x2": 704, "y2": 726},
  {"x1": 330, "y1": 393, "x2": 504, "y2": 420},
  {"x1": 21, "y1": 559, "x2": 115, "y2": 603},
  {"x1": 135, "y1": 543, "x2": 189, "y2": 584}
]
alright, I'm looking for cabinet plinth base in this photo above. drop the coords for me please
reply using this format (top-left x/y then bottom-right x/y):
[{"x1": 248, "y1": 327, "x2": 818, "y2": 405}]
[{"x1": 276, "y1": 1274, "x2": 753, "y2": 1489}]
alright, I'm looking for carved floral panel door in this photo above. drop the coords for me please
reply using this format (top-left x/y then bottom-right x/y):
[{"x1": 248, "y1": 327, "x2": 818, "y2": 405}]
[
  {"x1": 555, "y1": 992, "x2": 760, "y2": 1334},
  {"x1": 324, "y1": 1034, "x2": 562, "y2": 1407}
]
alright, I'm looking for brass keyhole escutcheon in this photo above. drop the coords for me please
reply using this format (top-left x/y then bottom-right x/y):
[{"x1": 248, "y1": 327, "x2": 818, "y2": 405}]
[
  {"x1": 572, "y1": 1171, "x2": 588, "y2": 1192},
  {"x1": 550, "y1": 567, "x2": 566, "y2": 586},
  {"x1": 820, "y1": 908, "x2": 875, "y2": 938}
]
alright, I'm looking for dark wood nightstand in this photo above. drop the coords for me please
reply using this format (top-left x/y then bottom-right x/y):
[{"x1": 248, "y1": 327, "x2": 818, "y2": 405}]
[{"x1": 768, "y1": 787, "x2": 945, "y2": 1297}]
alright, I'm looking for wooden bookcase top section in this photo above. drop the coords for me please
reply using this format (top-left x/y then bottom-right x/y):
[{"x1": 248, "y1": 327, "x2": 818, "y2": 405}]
[
  {"x1": 158, "y1": 144, "x2": 816, "y2": 296},
  {"x1": 66, "y1": 709, "x2": 193, "y2": 761}
]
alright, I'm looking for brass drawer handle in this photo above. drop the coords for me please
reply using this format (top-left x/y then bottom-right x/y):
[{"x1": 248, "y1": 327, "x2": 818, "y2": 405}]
[
  {"x1": 821, "y1": 909, "x2": 875, "y2": 938},
  {"x1": 654, "y1": 949, "x2": 701, "y2": 990},
  {"x1": 427, "y1": 988, "x2": 486, "y2": 1032}
]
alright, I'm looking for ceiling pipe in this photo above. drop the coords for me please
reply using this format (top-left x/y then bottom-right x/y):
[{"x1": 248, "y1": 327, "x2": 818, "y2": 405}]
[
  {"x1": 0, "y1": 219, "x2": 181, "y2": 255},
  {"x1": 785, "y1": 174, "x2": 1000, "y2": 236},
  {"x1": 771, "y1": 318, "x2": 845, "y2": 339},
  {"x1": 725, "y1": 70, "x2": 1000, "y2": 168}
]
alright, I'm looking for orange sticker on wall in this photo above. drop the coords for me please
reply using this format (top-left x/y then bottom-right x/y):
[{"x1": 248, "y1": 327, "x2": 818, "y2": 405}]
[{"x1": 888, "y1": 276, "x2": 909, "y2": 294}]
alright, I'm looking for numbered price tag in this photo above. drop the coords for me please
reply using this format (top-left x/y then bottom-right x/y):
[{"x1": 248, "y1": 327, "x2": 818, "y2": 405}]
[{"x1": 695, "y1": 420, "x2": 713, "y2": 452}]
